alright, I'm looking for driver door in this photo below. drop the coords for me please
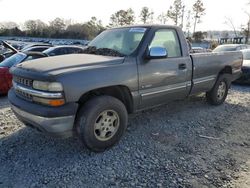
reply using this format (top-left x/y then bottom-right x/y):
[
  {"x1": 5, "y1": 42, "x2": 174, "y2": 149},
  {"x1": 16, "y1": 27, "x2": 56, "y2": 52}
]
[{"x1": 138, "y1": 28, "x2": 192, "y2": 108}]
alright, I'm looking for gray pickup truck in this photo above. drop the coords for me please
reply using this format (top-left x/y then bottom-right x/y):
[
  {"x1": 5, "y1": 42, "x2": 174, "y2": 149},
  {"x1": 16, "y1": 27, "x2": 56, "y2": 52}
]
[{"x1": 8, "y1": 25, "x2": 242, "y2": 151}]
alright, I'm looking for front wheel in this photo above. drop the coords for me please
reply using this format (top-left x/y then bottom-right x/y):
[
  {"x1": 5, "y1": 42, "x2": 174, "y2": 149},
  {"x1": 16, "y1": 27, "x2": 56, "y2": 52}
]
[
  {"x1": 206, "y1": 74, "x2": 230, "y2": 105},
  {"x1": 75, "y1": 96, "x2": 128, "y2": 152}
]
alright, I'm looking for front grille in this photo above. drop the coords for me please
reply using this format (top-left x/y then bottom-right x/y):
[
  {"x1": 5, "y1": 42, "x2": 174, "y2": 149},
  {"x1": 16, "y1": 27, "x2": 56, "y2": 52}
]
[
  {"x1": 13, "y1": 76, "x2": 33, "y2": 87},
  {"x1": 15, "y1": 88, "x2": 33, "y2": 101},
  {"x1": 13, "y1": 76, "x2": 33, "y2": 101}
]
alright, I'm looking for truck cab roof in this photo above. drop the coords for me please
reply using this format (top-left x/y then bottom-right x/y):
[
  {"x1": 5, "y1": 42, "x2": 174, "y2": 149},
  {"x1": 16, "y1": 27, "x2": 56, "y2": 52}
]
[{"x1": 110, "y1": 24, "x2": 181, "y2": 30}]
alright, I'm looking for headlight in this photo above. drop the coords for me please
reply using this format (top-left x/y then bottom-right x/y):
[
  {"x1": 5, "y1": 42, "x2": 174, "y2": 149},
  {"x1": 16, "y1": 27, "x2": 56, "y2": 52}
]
[{"x1": 33, "y1": 81, "x2": 63, "y2": 92}]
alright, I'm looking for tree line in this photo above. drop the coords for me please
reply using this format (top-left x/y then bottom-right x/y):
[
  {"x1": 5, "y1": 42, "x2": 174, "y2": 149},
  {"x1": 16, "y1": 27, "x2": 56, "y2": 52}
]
[
  {"x1": 0, "y1": 17, "x2": 105, "y2": 40},
  {"x1": 0, "y1": 0, "x2": 206, "y2": 41},
  {"x1": 0, "y1": 0, "x2": 249, "y2": 43}
]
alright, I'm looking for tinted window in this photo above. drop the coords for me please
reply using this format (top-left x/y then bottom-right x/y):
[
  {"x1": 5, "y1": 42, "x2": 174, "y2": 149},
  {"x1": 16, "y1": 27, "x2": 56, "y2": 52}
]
[
  {"x1": 58, "y1": 48, "x2": 68, "y2": 55},
  {"x1": 0, "y1": 53, "x2": 27, "y2": 68},
  {"x1": 44, "y1": 48, "x2": 66, "y2": 56},
  {"x1": 68, "y1": 48, "x2": 82, "y2": 54},
  {"x1": 66, "y1": 48, "x2": 76, "y2": 54},
  {"x1": 150, "y1": 29, "x2": 181, "y2": 58}
]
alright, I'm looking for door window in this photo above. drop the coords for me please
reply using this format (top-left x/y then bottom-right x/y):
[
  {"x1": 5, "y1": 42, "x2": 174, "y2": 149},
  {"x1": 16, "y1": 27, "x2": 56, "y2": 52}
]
[{"x1": 150, "y1": 29, "x2": 181, "y2": 58}]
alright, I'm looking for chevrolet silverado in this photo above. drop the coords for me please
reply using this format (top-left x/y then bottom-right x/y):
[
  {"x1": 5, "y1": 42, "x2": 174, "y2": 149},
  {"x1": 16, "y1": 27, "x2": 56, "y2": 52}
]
[{"x1": 8, "y1": 25, "x2": 243, "y2": 151}]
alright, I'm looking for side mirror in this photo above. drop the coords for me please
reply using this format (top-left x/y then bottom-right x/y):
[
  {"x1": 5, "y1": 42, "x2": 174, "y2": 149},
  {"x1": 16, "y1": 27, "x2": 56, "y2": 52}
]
[{"x1": 148, "y1": 47, "x2": 168, "y2": 59}]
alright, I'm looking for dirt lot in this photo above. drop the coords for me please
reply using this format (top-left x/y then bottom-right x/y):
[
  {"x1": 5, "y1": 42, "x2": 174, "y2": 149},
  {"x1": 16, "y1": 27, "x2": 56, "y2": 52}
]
[{"x1": 0, "y1": 85, "x2": 249, "y2": 188}]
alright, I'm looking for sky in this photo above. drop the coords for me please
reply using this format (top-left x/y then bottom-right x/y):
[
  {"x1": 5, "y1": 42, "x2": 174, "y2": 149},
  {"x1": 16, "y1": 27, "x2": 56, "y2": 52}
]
[{"x1": 0, "y1": 0, "x2": 249, "y2": 31}]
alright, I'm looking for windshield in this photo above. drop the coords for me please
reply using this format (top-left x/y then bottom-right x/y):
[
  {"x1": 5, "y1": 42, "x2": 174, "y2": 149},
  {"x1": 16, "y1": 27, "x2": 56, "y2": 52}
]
[
  {"x1": 87, "y1": 27, "x2": 147, "y2": 56},
  {"x1": 0, "y1": 53, "x2": 27, "y2": 68},
  {"x1": 213, "y1": 46, "x2": 237, "y2": 52},
  {"x1": 243, "y1": 51, "x2": 250, "y2": 60}
]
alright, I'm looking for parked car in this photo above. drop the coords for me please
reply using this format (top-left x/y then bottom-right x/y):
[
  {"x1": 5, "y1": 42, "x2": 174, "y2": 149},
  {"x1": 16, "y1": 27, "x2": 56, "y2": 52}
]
[
  {"x1": 9, "y1": 25, "x2": 243, "y2": 152},
  {"x1": 42, "y1": 46, "x2": 85, "y2": 56},
  {"x1": 190, "y1": 47, "x2": 211, "y2": 53},
  {"x1": 235, "y1": 49, "x2": 250, "y2": 84},
  {"x1": 213, "y1": 44, "x2": 249, "y2": 52},
  {"x1": 0, "y1": 41, "x2": 19, "y2": 61},
  {"x1": 0, "y1": 52, "x2": 47, "y2": 94},
  {"x1": 0, "y1": 41, "x2": 52, "y2": 62},
  {"x1": 21, "y1": 43, "x2": 52, "y2": 51},
  {"x1": 22, "y1": 46, "x2": 51, "y2": 53}
]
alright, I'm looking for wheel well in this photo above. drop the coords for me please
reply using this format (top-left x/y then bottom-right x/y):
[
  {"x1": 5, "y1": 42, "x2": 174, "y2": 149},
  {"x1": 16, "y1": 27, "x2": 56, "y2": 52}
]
[
  {"x1": 78, "y1": 86, "x2": 134, "y2": 114},
  {"x1": 220, "y1": 66, "x2": 232, "y2": 75}
]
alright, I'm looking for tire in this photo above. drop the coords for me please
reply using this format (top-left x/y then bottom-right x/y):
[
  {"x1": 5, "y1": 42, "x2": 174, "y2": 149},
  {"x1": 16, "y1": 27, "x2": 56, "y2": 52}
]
[
  {"x1": 75, "y1": 95, "x2": 128, "y2": 152},
  {"x1": 206, "y1": 74, "x2": 230, "y2": 105}
]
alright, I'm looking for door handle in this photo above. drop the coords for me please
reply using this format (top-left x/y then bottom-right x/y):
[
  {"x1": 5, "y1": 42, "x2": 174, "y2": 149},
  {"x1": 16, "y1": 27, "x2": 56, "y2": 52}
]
[{"x1": 178, "y1": 63, "x2": 187, "y2": 70}]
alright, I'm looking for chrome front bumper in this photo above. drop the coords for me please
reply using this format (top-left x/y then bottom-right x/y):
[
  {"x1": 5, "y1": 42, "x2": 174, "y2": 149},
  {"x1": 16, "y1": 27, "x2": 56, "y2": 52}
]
[{"x1": 11, "y1": 104, "x2": 75, "y2": 138}]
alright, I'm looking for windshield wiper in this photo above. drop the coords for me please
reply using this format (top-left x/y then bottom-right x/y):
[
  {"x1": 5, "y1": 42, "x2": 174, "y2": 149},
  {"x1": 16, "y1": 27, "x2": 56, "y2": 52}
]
[{"x1": 82, "y1": 46, "x2": 125, "y2": 57}]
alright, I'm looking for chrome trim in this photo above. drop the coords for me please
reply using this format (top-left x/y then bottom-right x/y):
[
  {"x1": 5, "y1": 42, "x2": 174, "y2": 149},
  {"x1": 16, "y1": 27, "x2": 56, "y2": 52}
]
[
  {"x1": 193, "y1": 75, "x2": 216, "y2": 85},
  {"x1": 149, "y1": 47, "x2": 168, "y2": 58},
  {"x1": 13, "y1": 82, "x2": 63, "y2": 99},
  {"x1": 141, "y1": 84, "x2": 187, "y2": 97},
  {"x1": 13, "y1": 76, "x2": 33, "y2": 87}
]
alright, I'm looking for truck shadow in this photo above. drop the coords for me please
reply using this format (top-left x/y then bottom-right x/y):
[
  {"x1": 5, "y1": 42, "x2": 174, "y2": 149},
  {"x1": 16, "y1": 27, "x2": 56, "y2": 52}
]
[{"x1": 0, "y1": 86, "x2": 249, "y2": 187}]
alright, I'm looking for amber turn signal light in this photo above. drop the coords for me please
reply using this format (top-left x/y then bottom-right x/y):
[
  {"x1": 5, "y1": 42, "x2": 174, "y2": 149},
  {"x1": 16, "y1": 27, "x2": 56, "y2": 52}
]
[{"x1": 48, "y1": 99, "x2": 65, "y2": 106}]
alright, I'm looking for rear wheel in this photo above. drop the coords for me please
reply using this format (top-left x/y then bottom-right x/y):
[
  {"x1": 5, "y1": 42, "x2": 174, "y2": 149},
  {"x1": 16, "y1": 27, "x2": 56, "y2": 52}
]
[
  {"x1": 75, "y1": 96, "x2": 128, "y2": 152},
  {"x1": 206, "y1": 74, "x2": 230, "y2": 105}
]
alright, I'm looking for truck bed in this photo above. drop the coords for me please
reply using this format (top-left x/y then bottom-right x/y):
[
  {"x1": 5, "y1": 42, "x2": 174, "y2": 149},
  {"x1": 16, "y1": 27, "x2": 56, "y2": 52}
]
[{"x1": 190, "y1": 51, "x2": 243, "y2": 94}]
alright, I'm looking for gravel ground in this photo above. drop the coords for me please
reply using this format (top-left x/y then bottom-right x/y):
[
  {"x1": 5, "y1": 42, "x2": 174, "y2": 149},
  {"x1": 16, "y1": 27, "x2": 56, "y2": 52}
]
[{"x1": 0, "y1": 85, "x2": 249, "y2": 188}]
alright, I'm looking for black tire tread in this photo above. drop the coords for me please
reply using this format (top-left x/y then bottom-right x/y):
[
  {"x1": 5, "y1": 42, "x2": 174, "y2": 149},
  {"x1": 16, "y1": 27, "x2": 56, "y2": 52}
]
[
  {"x1": 206, "y1": 74, "x2": 230, "y2": 105},
  {"x1": 75, "y1": 95, "x2": 128, "y2": 152}
]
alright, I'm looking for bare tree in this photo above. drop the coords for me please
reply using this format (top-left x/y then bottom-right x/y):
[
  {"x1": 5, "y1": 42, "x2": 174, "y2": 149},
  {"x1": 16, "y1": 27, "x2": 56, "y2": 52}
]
[
  {"x1": 0, "y1": 22, "x2": 18, "y2": 29},
  {"x1": 36, "y1": 20, "x2": 47, "y2": 31},
  {"x1": 24, "y1": 20, "x2": 37, "y2": 32},
  {"x1": 167, "y1": 0, "x2": 183, "y2": 26},
  {"x1": 50, "y1": 18, "x2": 66, "y2": 31},
  {"x1": 224, "y1": 17, "x2": 238, "y2": 37},
  {"x1": 24, "y1": 20, "x2": 48, "y2": 36},
  {"x1": 192, "y1": 0, "x2": 205, "y2": 34},
  {"x1": 157, "y1": 13, "x2": 168, "y2": 24}
]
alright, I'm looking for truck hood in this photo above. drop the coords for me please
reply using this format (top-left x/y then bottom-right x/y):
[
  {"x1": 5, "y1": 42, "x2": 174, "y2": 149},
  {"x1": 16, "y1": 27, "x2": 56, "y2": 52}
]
[{"x1": 16, "y1": 54, "x2": 125, "y2": 75}]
